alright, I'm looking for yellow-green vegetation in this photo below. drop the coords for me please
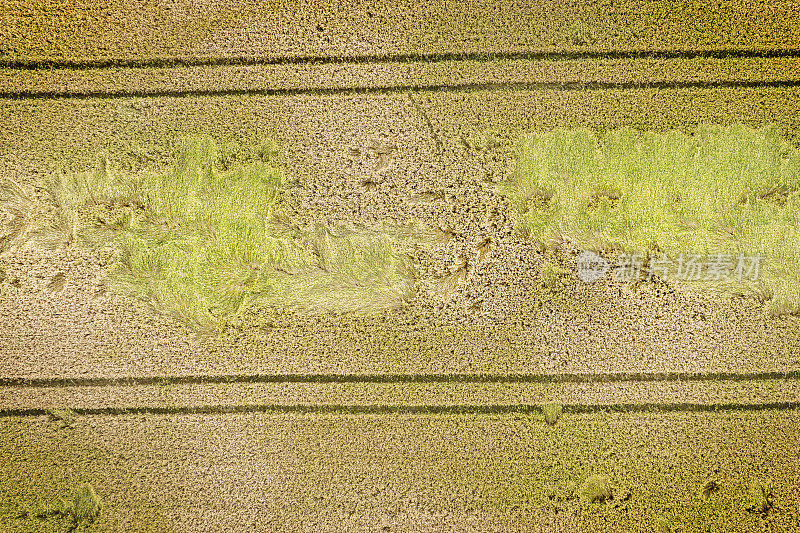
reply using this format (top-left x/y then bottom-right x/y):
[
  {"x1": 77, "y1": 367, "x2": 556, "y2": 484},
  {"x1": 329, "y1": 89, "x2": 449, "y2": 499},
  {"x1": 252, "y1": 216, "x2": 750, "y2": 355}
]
[
  {"x1": 580, "y1": 473, "x2": 614, "y2": 503},
  {"x1": 19, "y1": 483, "x2": 103, "y2": 530},
  {"x1": 5, "y1": 1, "x2": 799, "y2": 61},
  {"x1": 0, "y1": 177, "x2": 32, "y2": 254},
  {"x1": 0, "y1": 421, "x2": 172, "y2": 532},
  {"x1": 503, "y1": 125, "x2": 800, "y2": 315},
  {"x1": 542, "y1": 402, "x2": 563, "y2": 426},
  {"x1": 41, "y1": 136, "x2": 420, "y2": 333},
  {"x1": 564, "y1": 21, "x2": 597, "y2": 47},
  {"x1": 520, "y1": 255, "x2": 579, "y2": 315},
  {"x1": 70, "y1": 484, "x2": 102, "y2": 526}
]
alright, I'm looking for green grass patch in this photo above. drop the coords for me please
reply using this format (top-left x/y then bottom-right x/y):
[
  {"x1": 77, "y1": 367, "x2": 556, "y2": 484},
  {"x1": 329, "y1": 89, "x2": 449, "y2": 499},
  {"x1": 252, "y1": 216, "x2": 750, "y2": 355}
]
[
  {"x1": 502, "y1": 124, "x2": 800, "y2": 315},
  {"x1": 542, "y1": 402, "x2": 564, "y2": 426},
  {"x1": 41, "y1": 136, "x2": 421, "y2": 333},
  {"x1": 580, "y1": 473, "x2": 614, "y2": 503}
]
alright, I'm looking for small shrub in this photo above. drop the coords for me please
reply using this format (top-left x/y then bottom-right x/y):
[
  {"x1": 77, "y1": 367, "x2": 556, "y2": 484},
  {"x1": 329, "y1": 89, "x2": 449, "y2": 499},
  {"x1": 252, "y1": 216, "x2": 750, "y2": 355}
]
[{"x1": 700, "y1": 478, "x2": 720, "y2": 500}]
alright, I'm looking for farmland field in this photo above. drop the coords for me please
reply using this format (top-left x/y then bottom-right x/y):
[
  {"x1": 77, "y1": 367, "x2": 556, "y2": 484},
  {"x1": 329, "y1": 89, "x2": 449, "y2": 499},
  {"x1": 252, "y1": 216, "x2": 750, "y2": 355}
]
[{"x1": 1, "y1": 2, "x2": 800, "y2": 532}]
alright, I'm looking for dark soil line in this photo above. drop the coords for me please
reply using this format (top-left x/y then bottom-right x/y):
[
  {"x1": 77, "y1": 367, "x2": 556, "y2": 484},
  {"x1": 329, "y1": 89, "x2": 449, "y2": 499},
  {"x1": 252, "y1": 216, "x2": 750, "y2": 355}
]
[
  {"x1": 2, "y1": 371, "x2": 799, "y2": 388},
  {"x1": 4, "y1": 48, "x2": 800, "y2": 71},
  {"x1": 4, "y1": 79, "x2": 800, "y2": 100},
  {"x1": 3, "y1": 402, "x2": 799, "y2": 418}
]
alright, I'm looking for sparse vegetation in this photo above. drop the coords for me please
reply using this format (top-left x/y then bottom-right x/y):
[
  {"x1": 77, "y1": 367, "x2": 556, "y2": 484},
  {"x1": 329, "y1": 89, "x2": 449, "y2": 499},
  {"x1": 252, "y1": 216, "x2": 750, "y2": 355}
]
[
  {"x1": 38, "y1": 136, "x2": 426, "y2": 333},
  {"x1": 503, "y1": 125, "x2": 800, "y2": 315}
]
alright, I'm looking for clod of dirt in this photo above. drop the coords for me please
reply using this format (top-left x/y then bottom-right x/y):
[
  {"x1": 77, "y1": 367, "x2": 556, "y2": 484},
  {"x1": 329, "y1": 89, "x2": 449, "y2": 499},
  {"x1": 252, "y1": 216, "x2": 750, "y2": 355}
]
[
  {"x1": 745, "y1": 481, "x2": 774, "y2": 516},
  {"x1": 47, "y1": 407, "x2": 77, "y2": 428},
  {"x1": 700, "y1": 478, "x2": 720, "y2": 500},
  {"x1": 542, "y1": 402, "x2": 563, "y2": 426},
  {"x1": 580, "y1": 474, "x2": 613, "y2": 503}
]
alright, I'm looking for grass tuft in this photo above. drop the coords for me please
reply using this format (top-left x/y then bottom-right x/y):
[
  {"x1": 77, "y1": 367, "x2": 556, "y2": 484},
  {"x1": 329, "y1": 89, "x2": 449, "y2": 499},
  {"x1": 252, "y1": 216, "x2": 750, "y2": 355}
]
[
  {"x1": 16, "y1": 484, "x2": 101, "y2": 529},
  {"x1": 0, "y1": 177, "x2": 35, "y2": 254},
  {"x1": 71, "y1": 484, "x2": 102, "y2": 526},
  {"x1": 542, "y1": 402, "x2": 563, "y2": 426},
  {"x1": 745, "y1": 480, "x2": 774, "y2": 516},
  {"x1": 700, "y1": 477, "x2": 720, "y2": 500},
  {"x1": 580, "y1": 473, "x2": 614, "y2": 503},
  {"x1": 502, "y1": 125, "x2": 800, "y2": 315}
]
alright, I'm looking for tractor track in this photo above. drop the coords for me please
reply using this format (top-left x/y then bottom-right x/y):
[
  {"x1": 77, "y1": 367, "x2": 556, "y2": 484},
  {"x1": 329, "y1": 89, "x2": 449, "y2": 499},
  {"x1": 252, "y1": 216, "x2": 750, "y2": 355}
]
[
  {"x1": 1, "y1": 370, "x2": 799, "y2": 388},
  {"x1": 3, "y1": 79, "x2": 800, "y2": 101},
  {"x1": 4, "y1": 48, "x2": 800, "y2": 71},
  {"x1": 3, "y1": 401, "x2": 800, "y2": 418}
]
